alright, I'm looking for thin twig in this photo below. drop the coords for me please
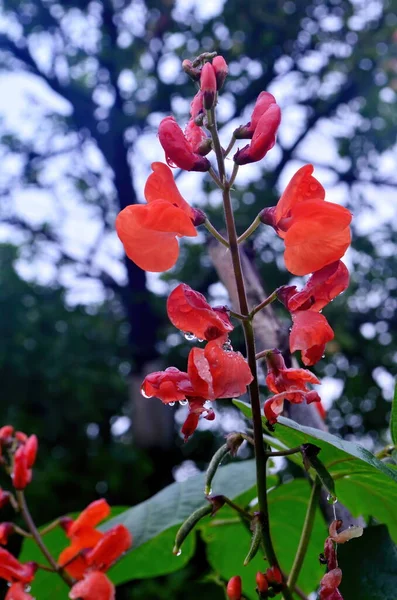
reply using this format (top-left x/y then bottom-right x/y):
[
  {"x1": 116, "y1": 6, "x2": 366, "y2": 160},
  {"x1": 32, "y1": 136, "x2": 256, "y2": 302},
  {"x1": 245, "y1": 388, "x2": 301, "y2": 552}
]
[
  {"x1": 204, "y1": 220, "x2": 229, "y2": 247},
  {"x1": 237, "y1": 215, "x2": 261, "y2": 244}
]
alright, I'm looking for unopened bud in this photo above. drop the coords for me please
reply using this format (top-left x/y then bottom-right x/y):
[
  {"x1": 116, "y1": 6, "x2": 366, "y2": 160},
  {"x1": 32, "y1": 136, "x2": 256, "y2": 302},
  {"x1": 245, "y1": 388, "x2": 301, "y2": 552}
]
[
  {"x1": 256, "y1": 572, "x2": 269, "y2": 594},
  {"x1": 233, "y1": 124, "x2": 252, "y2": 140},
  {"x1": 213, "y1": 55, "x2": 228, "y2": 89},
  {"x1": 200, "y1": 63, "x2": 217, "y2": 110},
  {"x1": 276, "y1": 285, "x2": 297, "y2": 308},
  {"x1": 197, "y1": 138, "x2": 212, "y2": 156},
  {"x1": 0, "y1": 522, "x2": 14, "y2": 545},
  {"x1": 191, "y1": 208, "x2": 206, "y2": 227},
  {"x1": 25, "y1": 435, "x2": 38, "y2": 469},
  {"x1": 259, "y1": 207, "x2": 277, "y2": 228},
  {"x1": 182, "y1": 59, "x2": 201, "y2": 81},
  {"x1": 226, "y1": 432, "x2": 244, "y2": 456},
  {"x1": 226, "y1": 575, "x2": 242, "y2": 600},
  {"x1": 0, "y1": 489, "x2": 11, "y2": 510},
  {"x1": 265, "y1": 565, "x2": 283, "y2": 586},
  {"x1": 0, "y1": 426, "x2": 14, "y2": 441}
]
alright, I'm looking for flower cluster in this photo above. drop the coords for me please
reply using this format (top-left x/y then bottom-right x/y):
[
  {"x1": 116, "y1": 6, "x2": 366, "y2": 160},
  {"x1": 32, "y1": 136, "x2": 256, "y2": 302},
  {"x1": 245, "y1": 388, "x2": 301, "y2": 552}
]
[
  {"x1": 226, "y1": 566, "x2": 283, "y2": 599},
  {"x1": 142, "y1": 284, "x2": 253, "y2": 440},
  {"x1": 115, "y1": 51, "x2": 352, "y2": 432},
  {"x1": 0, "y1": 426, "x2": 132, "y2": 600},
  {"x1": 319, "y1": 519, "x2": 363, "y2": 599}
]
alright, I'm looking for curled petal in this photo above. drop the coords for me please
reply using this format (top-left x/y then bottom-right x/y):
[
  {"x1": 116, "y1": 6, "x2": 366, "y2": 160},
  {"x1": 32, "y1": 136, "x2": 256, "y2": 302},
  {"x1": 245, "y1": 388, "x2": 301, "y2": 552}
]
[
  {"x1": 264, "y1": 394, "x2": 286, "y2": 424},
  {"x1": 234, "y1": 104, "x2": 281, "y2": 165},
  {"x1": 320, "y1": 568, "x2": 343, "y2": 590},
  {"x1": 180, "y1": 398, "x2": 215, "y2": 442},
  {"x1": 167, "y1": 283, "x2": 233, "y2": 341},
  {"x1": 290, "y1": 311, "x2": 334, "y2": 366},
  {"x1": 69, "y1": 571, "x2": 115, "y2": 600},
  {"x1": 0, "y1": 548, "x2": 36, "y2": 583},
  {"x1": 287, "y1": 261, "x2": 349, "y2": 312},
  {"x1": 265, "y1": 350, "x2": 320, "y2": 395},
  {"x1": 329, "y1": 520, "x2": 363, "y2": 544},
  {"x1": 142, "y1": 367, "x2": 194, "y2": 403}
]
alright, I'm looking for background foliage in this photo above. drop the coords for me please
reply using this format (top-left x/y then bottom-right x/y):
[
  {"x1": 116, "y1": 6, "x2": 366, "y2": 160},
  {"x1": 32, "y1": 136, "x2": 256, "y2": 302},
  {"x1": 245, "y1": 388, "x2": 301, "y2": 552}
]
[{"x1": 0, "y1": 0, "x2": 396, "y2": 597}]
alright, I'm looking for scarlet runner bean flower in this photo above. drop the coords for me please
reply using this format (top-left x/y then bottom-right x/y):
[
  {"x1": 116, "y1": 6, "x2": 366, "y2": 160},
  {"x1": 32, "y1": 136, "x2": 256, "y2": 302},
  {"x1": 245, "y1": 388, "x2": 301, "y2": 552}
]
[
  {"x1": 233, "y1": 94, "x2": 281, "y2": 165},
  {"x1": 167, "y1": 283, "x2": 233, "y2": 341},
  {"x1": 261, "y1": 165, "x2": 352, "y2": 276},
  {"x1": 69, "y1": 571, "x2": 115, "y2": 600},
  {"x1": 116, "y1": 162, "x2": 198, "y2": 272},
  {"x1": 158, "y1": 116, "x2": 211, "y2": 171},
  {"x1": 278, "y1": 261, "x2": 350, "y2": 365},
  {"x1": 263, "y1": 349, "x2": 321, "y2": 424},
  {"x1": 200, "y1": 62, "x2": 217, "y2": 109},
  {"x1": 0, "y1": 548, "x2": 36, "y2": 583},
  {"x1": 212, "y1": 55, "x2": 228, "y2": 89}
]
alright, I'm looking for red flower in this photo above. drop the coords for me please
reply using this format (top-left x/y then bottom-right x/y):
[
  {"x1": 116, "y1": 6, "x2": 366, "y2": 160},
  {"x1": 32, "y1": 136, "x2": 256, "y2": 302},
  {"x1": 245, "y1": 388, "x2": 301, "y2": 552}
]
[
  {"x1": 116, "y1": 162, "x2": 197, "y2": 272},
  {"x1": 69, "y1": 571, "x2": 115, "y2": 600},
  {"x1": 328, "y1": 520, "x2": 363, "y2": 544},
  {"x1": 289, "y1": 311, "x2": 334, "y2": 366},
  {"x1": 184, "y1": 119, "x2": 211, "y2": 156},
  {"x1": 264, "y1": 350, "x2": 320, "y2": 424},
  {"x1": 58, "y1": 499, "x2": 110, "y2": 579},
  {"x1": 5, "y1": 582, "x2": 34, "y2": 600},
  {"x1": 200, "y1": 62, "x2": 217, "y2": 109},
  {"x1": 212, "y1": 55, "x2": 228, "y2": 89},
  {"x1": 158, "y1": 116, "x2": 211, "y2": 171},
  {"x1": 12, "y1": 446, "x2": 32, "y2": 490},
  {"x1": 0, "y1": 426, "x2": 14, "y2": 441},
  {"x1": 86, "y1": 524, "x2": 132, "y2": 571},
  {"x1": 0, "y1": 548, "x2": 36, "y2": 583},
  {"x1": 141, "y1": 367, "x2": 194, "y2": 404},
  {"x1": 226, "y1": 575, "x2": 242, "y2": 600},
  {"x1": 262, "y1": 165, "x2": 351, "y2": 276},
  {"x1": 256, "y1": 571, "x2": 269, "y2": 593},
  {"x1": 24, "y1": 435, "x2": 38, "y2": 469},
  {"x1": 190, "y1": 91, "x2": 204, "y2": 122},
  {"x1": 233, "y1": 92, "x2": 281, "y2": 165},
  {"x1": 167, "y1": 283, "x2": 233, "y2": 341},
  {"x1": 188, "y1": 341, "x2": 253, "y2": 400}
]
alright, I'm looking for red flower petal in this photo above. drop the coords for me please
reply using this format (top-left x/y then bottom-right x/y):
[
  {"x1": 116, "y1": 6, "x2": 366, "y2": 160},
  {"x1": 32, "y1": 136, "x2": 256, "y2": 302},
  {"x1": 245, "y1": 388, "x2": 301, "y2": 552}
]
[
  {"x1": 141, "y1": 367, "x2": 194, "y2": 403},
  {"x1": 275, "y1": 164, "x2": 325, "y2": 224},
  {"x1": 234, "y1": 103, "x2": 281, "y2": 165},
  {"x1": 87, "y1": 524, "x2": 132, "y2": 571},
  {"x1": 70, "y1": 499, "x2": 111, "y2": 536},
  {"x1": 290, "y1": 311, "x2": 334, "y2": 366},
  {"x1": 0, "y1": 548, "x2": 36, "y2": 584},
  {"x1": 283, "y1": 201, "x2": 352, "y2": 276},
  {"x1": 144, "y1": 162, "x2": 193, "y2": 217},
  {"x1": 167, "y1": 283, "x2": 233, "y2": 341},
  {"x1": 158, "y1": 116, "x2": 211, "y2": 172},
  {"x1": 287, "y1": 261, "x2": 349, "y2": 312},
  {"x1": 5, "y1": 582, "x2": 34, "y2": 600},
  {"x1": 69, "y1": 572, "x2": 115, "y2": 600}
]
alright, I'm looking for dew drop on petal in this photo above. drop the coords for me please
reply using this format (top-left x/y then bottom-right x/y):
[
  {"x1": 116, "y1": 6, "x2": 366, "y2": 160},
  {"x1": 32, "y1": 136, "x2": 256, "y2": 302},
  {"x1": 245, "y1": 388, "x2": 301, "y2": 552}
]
[
  {"x1": 327, "y1": 493, "x2": 338, "y2": 505},
  {"x1": 184, "y1": 332, "x2": 197, "y2": 342},
  {"x1": 197, "y1": 338, "x2": 204, "y2": 343},
  {"x1": 222, "y1": 339, "x2": 233, "y2": 352},
  {"x1": 141, "y1": 387, "x2": 153, "y2": 398},
  {"x1": 168, "y1": 402, "x2": 176, "y2": 407},
  {"x1": 179, "y1": 399, "x2": 188, "y2": 406}
]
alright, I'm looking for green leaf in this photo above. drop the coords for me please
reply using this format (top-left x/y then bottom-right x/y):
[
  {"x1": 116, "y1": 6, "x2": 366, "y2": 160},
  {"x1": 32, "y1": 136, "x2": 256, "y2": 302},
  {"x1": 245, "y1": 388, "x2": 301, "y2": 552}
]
[
  {"x1": 201, "y1": 478, "x2": 326, "y2": 599},
  {"x1": 391, "y1": 382, "x2": 397, "y2": 446},
  {"x1": 339, "y1": 525, "x2": 397, "y2": 600},
  {"x1": 20, "y1": 461, "x2": 257, "y2": 598},
  {"x1": 233, "y1": 401, "x2": 397, "y2": 540}
]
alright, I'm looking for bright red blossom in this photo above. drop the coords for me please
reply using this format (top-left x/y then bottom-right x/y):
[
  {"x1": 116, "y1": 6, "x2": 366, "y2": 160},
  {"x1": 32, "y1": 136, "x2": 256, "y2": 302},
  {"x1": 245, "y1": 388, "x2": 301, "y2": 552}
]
[
  {"x1": 200, "y1": 62, "x2": 217, "y2": 109},
  {"x1": 116, "y1": 162, "x2": 197, "y2": 272},
  {"x1": 158, "y1": 116, "x2": 211, "y2": 172},
  {"x1": 69, "y1": 571, "x2": 115, "y2": 600},
  {"x1": 188, "y1": 340, "x2": 253, "y2": 400},
  {"x1": 12, "y1": 445, "x2": 32, "y2": 490},
  {"x1": 141, "y1": 367, "x2": 194, "y2": 404},
  {"x1": 167, "y1": 283, "x2": 233, "y2": 341},
  {"x1": 86, "y1": 524, "x2": 132, "y2": 571},
  {"x1": 262, "y1": 165, "x2": 352, "y2": 276},
  {"x1": 212, "y1": 55, "x2": 228, "y2": 89},
  {"x1": 285, "y1": 261, "x2": 349, "y2": 312},
  {"x1": 264, "y1": 350, "x2": 320, "y2": 423},
  {"x1": 289, "y1": 311, "x2": 334, "y2": 366}
]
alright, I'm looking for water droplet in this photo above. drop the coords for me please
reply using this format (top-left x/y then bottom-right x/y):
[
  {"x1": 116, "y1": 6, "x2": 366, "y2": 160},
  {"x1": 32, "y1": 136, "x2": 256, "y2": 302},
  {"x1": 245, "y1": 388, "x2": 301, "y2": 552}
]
[
  {"x1": 222, "y1": 339, "x2": 233, "y2": 352},
  {"x1": 168, "y1": 402, "x2": 176, "y2": 407},
  {"x1": 327, "y1": 493, "x2": 338, "y2": 505},
  {"x1": 176, "y1": 548, "x2": 182, "y2": 556},
  {"x1": 197, "y1": 338, "x2": 204, "y2": 343},
  {"x1": 179, "y1": 399, "x2": 188, "y2": 406},
  {"x1": 25, "y1": 586, "x2": 31, "y2": 593},
  {"x1": 207, "y1": 487, "x2": 213, "y2": 495},
  {"x1": 141, "y1": 388, "x2": 153, "y2": 398},
  {"x1": 183, "y1": 332, "x2": 197, "y2": 342}
]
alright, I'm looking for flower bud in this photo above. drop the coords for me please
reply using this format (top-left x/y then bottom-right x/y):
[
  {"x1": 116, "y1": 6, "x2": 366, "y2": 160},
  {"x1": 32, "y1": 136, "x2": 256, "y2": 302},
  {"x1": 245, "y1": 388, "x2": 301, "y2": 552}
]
[
  {"x1": 234, "y1": 103, "x2": 281, "y2": 165},
  {"x1": 0, "y1": 426, "x2": 14, "y2": 441},
  {"x1": 213, "y1": 55, "x2": 228, "y2": 89},
  {"x1": 256, "y1": 571, "x2": 269, "y2": 594},
  {"x1": 0, "y1": 489, "x2": 11, "y2": 510},
  {"x1": 226, "y1": 575, "x2": 242, "y2": 600},
  {"x1": 24, "y1": 435, "x2": 38, "y2": 469},
  {"x1": 12, "y1": 446, "x2": 32, "y2": 490},
  {"x1": 0, "y1": 523, "x2": 14, "y2": 545},
  {"x1": 259, "y1": 206, "x2": 277, "y2": 228},
  {"x1": 265, "y1": 565, "x2": 283, "y2": 585},
  {"x1": 158, "y1": 117, "x2": 211, "y2": 172},
  {"x1": 200, "y1": 63, "x2": 217, "y2": 110},
  {"x1": 191, "y1": 208, "x2": 206, "y2": 227},
  {"x1": 226, "y1": 432, "x2": 244, "y2": 456}
]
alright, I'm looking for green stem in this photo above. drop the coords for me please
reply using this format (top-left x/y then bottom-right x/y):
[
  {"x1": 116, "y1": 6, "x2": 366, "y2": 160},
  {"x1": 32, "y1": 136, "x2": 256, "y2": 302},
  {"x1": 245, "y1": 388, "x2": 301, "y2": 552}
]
[
  {"x1": 16, "y1": 491, "x2": 74, "y2": 587},
  {"x1": 204, "y1": 219, "x2": 229, "y2": 247},
  {"x1": 237, "y1": 215, "x2": 261, "y2": 244},
  {"x1": 266, "y1": 446, "x2": 303, "y2": 458},
  {"x1": 207, "y1": 107, "x2": 293, "y2": 600},
  {"x1": 250, "y1": 290, "x2": 278, "y2": 318},
  {"x1": 229, "y1": 309, "x2": 250, "y2": 321},
  {"x1": 287, "y1": 478, "x2": 321, "y2": 592},
  {"x1": 221, "y1": 495, "x2": 252, "y2": 521},
  {"x1": 209, "y1": 166, "x2": 224, "y2": 189},
  {"x1": 224, "y1": 134, "x2": 236, "y2": 157}
]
